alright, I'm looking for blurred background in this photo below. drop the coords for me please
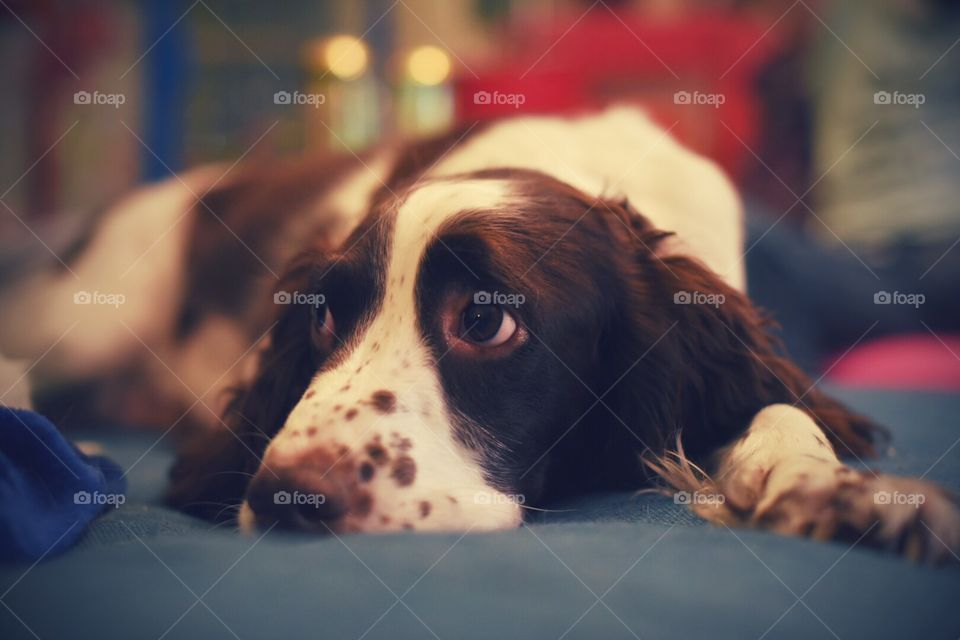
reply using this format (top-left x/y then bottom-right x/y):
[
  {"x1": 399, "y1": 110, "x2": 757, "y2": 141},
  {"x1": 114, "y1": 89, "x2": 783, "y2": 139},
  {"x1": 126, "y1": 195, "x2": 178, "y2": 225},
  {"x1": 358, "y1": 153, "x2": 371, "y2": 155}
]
[{"x1": 1, "y1": 0, "x2": 958, "y2": 388}]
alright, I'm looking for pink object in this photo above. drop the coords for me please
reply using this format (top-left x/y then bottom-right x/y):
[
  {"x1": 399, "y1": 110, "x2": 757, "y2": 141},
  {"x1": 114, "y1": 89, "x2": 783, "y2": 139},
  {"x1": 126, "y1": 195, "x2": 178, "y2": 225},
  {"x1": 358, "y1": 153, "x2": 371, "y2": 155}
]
[
  {"x1": 454, "y1": 9, "x2": 782, "y2": 180},
  {"x1": 825, "y1": 334, "x2": 960, "y2": 391}
]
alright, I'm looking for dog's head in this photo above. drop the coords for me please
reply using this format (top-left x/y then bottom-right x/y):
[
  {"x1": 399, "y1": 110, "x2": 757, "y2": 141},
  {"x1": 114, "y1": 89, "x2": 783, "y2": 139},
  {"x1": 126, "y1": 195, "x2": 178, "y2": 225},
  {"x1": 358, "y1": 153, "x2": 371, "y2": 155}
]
[{"x1": 168, "y1": 168, "x2": 875, "y2": 533}]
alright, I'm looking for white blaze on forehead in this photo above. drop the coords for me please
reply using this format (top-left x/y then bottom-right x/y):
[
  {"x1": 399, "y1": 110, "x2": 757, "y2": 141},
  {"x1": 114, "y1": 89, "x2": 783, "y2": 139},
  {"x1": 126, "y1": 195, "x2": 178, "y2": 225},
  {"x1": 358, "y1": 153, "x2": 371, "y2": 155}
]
[
  {"x1": 254, "y1": 178, "x2": 522, "y2": 533},
  {"x1": 388, "y1": 177, "x2": 513, "y2": 290}
]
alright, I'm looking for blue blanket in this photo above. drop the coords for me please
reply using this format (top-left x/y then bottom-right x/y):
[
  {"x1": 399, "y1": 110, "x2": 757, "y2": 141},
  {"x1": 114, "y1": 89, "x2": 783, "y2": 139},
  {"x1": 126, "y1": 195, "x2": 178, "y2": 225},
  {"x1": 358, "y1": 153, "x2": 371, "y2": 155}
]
[
  {"x1": 0, "y1": 407, "x2": 125, "y2": 562},
  {"x1": 0, "y1": 388, "x2": 958, "y2": 640}
]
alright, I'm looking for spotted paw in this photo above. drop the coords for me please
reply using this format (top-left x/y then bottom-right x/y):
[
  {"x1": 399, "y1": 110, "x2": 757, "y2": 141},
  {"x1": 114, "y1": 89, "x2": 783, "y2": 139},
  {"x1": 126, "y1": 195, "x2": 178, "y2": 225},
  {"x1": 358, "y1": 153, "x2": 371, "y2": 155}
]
[{"x1": 733, "y1": 457, "x2": 960, "y2": 563}]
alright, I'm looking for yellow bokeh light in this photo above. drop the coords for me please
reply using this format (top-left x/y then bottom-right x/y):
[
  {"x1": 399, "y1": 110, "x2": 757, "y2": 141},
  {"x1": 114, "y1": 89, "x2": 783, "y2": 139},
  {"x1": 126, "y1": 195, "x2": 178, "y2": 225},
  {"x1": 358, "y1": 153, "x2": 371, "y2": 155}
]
[
  {"x1": 406, "y1": 45, "x2": 451, "y2": 86},
  {"x1": 323, "y1": 35, "x2": 369, "y2": 80}
]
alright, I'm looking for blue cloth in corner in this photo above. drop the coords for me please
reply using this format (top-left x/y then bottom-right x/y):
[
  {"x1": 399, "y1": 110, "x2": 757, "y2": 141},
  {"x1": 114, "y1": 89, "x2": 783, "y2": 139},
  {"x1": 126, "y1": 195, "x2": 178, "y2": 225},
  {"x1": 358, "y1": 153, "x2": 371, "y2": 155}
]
[{"x1": 0, "y1": 407, "x2": 125, "y2": 562}]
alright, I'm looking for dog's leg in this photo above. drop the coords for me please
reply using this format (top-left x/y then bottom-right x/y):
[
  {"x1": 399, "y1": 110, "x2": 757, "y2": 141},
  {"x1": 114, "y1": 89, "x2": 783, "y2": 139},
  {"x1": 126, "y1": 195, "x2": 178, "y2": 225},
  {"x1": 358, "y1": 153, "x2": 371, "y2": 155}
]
[{"x1": 666, "y1": 404, "x2": 960, "y2": 563}]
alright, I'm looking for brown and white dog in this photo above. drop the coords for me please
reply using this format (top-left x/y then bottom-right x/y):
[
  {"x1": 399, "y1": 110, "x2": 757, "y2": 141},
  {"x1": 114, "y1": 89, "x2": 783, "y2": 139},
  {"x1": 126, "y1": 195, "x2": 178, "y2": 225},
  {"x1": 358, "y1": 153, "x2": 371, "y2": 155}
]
[{"x1": 2, "y1": 108, "x2": 958, "y2": 560}]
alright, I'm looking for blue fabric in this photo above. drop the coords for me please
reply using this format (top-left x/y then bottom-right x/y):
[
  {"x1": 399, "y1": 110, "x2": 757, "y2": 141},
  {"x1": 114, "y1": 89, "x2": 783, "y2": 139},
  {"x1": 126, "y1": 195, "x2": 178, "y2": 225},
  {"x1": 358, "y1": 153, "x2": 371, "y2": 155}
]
[
  {"x1": 0, "y1": 407, "x2": 126, "y2": 562},
  {"x1": 0, "y1": 389, "x2": 958, "y2": 640}
]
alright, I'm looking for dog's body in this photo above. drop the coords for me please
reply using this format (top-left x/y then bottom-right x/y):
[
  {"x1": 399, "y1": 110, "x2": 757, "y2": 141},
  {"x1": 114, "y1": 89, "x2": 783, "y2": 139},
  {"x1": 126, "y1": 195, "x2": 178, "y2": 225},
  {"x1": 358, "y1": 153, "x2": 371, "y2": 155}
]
[{"x1": 2, "y1": 108, "x2": 957, "y2": 560}]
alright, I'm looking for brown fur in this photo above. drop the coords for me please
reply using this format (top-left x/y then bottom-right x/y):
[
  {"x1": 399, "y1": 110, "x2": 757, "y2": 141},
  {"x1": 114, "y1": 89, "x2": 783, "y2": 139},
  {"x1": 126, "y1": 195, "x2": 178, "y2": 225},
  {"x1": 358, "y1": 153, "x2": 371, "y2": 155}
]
[{"x1": 596, "y1": 198, "x2": 883, "y2": 464}]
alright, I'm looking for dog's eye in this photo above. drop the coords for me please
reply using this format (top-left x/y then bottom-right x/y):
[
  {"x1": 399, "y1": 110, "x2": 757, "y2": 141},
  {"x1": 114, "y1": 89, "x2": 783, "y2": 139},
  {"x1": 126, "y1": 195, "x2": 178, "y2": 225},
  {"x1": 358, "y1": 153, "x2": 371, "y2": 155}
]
[
  {"x1": 460, "y1": 303, "x2": 516, "y2": 346},
  {"x1": 311, "y1": 302, "x2": 335, "y2": 348},
  {"x1": 312, "y1": 301, "x2": 332, "y2": 328}
]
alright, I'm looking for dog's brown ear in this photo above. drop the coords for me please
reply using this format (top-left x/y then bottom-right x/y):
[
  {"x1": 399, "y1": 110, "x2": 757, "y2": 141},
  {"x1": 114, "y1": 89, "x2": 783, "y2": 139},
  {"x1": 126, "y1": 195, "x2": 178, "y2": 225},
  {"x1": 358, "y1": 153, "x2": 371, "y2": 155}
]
[
  {"x1": 164, "y1": 417, "x2": 259, "y2": 522},
  {"x1": 597, "y1": 200, "x2": 883, "y2": 467},
  {"x1": 165, "y1": 257, "x2": 319, "y2": 522}
]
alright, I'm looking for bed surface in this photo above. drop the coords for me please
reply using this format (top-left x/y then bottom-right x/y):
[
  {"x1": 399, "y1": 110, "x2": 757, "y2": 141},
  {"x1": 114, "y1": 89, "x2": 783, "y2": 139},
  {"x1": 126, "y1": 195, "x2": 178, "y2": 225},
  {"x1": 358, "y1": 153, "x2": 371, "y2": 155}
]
[{"x1": 2, "y1": 387, "x2": 959, "y2": 640}]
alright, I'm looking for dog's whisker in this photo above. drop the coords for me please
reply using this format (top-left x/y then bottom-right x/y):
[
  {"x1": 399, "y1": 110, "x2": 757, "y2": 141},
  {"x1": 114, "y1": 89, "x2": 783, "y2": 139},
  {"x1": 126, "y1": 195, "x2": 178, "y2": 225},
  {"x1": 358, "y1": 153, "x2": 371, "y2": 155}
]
[
  {"x1": 516, "y1": 504, "x2": 577, "y2": 513},
  {"x1": 212, "y1": 502, "x2": 243, "y2": 523},
  {"x1": 204, "y1": 470, "x2": 258, "y2": 479}
]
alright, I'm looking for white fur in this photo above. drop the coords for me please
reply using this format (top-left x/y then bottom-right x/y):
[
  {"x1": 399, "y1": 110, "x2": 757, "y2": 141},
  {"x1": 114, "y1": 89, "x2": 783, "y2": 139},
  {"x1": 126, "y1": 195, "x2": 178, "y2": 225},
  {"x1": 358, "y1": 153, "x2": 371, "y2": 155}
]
[
  {"x1": 0, "y1": 167, "x2": 220, "y2": 376},
  {"x1": 714, "y1": 404, "x2": 840, "y2": 476}
]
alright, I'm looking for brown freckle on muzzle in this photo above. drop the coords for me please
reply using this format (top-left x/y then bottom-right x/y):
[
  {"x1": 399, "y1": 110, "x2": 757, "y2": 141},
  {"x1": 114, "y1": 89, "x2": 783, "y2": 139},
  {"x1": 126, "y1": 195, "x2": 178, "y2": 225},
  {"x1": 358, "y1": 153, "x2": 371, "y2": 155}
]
[
  {"x1": 352, "y1": 491, "x2": 373, "y2": 518},
  {"x1": 359, "y1": 462, "x2": 375, "y2": 482},
  {"x1": 419, "y1": 501, "x2": 431, "y2": 519},
  {"x1": 304, "y1": 390, "x2": 315, "y2": 399},
  {"x1": 391, "y1": 455, "x2": 417, "y2": 487},
  {"x1": 390, "y1": 433, "x2": 413, "y2": 452},
  {"x1": 366, "y1": 442, "x2": 389, "y2": 466},
  {"x1": 371, "y1": 390, "x2": 397, "y2": 414},
  {"x1": 345, "y1": 408, "x2": 358, "y2": 421},
  {"x1": 306, "y1": 427, "x2": 317, "y2": 437}
]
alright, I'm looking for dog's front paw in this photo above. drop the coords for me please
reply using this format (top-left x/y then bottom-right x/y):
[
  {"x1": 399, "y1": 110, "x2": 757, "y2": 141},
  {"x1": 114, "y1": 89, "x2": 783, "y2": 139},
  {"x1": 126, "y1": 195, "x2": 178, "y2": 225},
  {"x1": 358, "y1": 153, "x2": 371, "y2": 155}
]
[
  {"x1": 718, "y1": 456, "x2": 960, "y2": 563},
  {"x1": 856, "y1": 474, "x2": 960, "y2": 564}
]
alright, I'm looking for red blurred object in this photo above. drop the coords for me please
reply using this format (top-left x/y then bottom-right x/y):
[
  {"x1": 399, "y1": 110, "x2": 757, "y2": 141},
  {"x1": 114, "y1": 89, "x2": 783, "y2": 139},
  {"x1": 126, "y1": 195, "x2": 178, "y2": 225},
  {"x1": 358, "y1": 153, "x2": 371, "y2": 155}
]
[
  {"x1": 825, "y1": 335, "x2": 960, "y2": 391},
  {"x1": 454, "y1": 8, "x2": 783, "y2": 180}
]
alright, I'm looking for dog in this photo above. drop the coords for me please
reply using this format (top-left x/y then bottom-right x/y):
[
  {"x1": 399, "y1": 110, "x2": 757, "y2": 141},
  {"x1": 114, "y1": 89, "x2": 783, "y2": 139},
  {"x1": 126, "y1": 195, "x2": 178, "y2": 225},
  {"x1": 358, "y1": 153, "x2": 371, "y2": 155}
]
[{"x1": 2, "y1": 108, "x2": 957, "y2": 561}]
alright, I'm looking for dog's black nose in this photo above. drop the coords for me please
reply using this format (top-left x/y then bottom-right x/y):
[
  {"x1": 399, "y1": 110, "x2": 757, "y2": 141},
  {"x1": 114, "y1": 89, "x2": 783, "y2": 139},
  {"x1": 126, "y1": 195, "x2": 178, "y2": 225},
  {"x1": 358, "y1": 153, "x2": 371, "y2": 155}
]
[{"x1": 246, "y1": 461, "x2": 353, "y2": 531}]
